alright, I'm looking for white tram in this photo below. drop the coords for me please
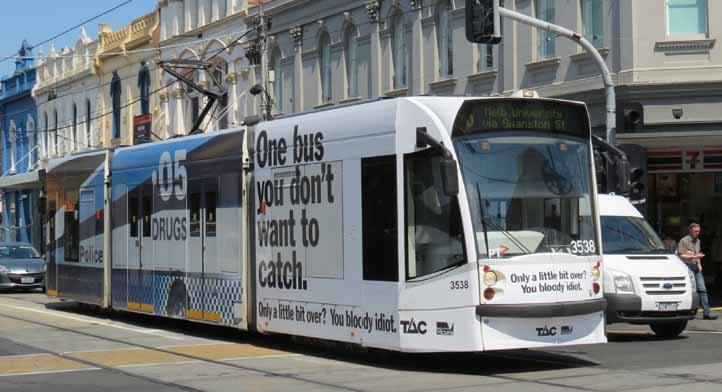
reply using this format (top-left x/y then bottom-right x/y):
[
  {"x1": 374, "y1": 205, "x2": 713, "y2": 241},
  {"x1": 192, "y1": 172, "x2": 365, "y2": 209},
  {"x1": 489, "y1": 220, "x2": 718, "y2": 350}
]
[{"x1": 45, "y1": 96, "x2": 606, "y2": 352}]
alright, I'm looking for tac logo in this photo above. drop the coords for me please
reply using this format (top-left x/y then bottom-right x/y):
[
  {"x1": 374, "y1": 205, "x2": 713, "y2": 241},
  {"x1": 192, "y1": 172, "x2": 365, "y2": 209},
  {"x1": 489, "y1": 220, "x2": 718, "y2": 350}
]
[
  {"x1": 536, "y1": 325, "x2": 557, "y2": 337},
  {"x1": 400, "y1": 318, "x2": 427, "y2": 335},
  {"x1": 152, "y1": 150, "x2": 187, "y2": 202},
  {"x1": 436, "y1": 322, "x2": 455, "y2": 336},
  {"x1": 561, "y1": 325, "x2": 574, "y2": 335}
]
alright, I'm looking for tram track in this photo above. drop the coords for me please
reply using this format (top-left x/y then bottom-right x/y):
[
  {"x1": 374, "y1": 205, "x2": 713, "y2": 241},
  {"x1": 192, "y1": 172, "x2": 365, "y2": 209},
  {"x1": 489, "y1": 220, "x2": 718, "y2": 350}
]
[
  {"x1": 0, "y1": 308, "x2": 367, "y2": 392},
  {"x1": 3, "y1": 298, "x2": 721, "y2": 392}
]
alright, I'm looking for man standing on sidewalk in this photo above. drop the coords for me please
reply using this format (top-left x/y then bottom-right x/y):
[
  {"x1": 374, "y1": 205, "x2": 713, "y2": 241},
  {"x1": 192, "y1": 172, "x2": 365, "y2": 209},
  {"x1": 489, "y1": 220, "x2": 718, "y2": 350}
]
[{"x1": 679, "y1": 223, "x2": 718, "y2": 320}]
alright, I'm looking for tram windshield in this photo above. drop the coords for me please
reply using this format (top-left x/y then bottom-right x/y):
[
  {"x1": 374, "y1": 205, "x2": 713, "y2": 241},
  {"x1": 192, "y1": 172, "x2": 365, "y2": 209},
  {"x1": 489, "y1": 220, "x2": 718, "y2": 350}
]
[{"x1": 452, "y1": 99, "x2": 598, "y2": 259}]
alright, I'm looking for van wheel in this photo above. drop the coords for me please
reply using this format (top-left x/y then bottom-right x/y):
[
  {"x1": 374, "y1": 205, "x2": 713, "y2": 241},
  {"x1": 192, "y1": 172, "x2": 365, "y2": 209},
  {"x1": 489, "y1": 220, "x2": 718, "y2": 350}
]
[{"x1": 650, "y1": 321, "x2": 687, "y2": 338}]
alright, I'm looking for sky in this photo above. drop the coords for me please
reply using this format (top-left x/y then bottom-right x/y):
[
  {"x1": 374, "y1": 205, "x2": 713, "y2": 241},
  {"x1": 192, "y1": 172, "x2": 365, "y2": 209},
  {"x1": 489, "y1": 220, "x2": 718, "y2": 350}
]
[{"x1": 0, "y1": 0, "x2": 156, "y2": 78}]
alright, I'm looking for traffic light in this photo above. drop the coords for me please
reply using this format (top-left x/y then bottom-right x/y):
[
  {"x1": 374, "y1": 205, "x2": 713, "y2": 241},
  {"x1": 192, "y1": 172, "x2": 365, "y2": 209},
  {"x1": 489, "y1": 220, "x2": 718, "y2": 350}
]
[
  {"x1": 628, "y1": 167, "x2": 645, "y2": 201},
  {"x1": 619, "y1": 144, "x2": 647, "y2": 205},
  {"x1": 465, "y1": 0, "x2": 502, "y2": 44}
]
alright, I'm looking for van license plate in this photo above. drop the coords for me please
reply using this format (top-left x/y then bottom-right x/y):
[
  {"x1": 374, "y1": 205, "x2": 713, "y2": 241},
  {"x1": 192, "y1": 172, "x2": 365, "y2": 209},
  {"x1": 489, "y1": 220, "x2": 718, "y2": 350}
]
[
  {"x1": 657, "y1": 302, "x2": 678, "y2": 311},
  {"x1": 21, "y1": 277, "x2": 34, "y2": 284}
]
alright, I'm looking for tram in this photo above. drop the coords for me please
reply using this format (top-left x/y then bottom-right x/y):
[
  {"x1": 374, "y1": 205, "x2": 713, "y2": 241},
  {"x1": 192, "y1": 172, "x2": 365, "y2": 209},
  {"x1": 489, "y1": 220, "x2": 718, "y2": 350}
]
[{"x1": 45, "y1": 95, "x2": 606, "y2": 351}]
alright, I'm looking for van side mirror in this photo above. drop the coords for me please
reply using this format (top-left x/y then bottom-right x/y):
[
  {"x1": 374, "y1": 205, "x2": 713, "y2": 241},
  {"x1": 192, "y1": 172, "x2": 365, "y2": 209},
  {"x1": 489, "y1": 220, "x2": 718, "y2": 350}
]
[{"x1": 440, "y1": 158, "x2": 459, "y2": 196}]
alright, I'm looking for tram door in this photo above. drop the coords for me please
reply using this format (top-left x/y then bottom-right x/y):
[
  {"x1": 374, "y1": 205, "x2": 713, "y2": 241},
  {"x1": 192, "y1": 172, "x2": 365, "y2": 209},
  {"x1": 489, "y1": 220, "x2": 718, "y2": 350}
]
[
  {"x1": 188, "y1": 177, "x2": 219, "y2": 321},
  {"x1": 128, "y1": 185, "x2": 154, "y2": 312}
]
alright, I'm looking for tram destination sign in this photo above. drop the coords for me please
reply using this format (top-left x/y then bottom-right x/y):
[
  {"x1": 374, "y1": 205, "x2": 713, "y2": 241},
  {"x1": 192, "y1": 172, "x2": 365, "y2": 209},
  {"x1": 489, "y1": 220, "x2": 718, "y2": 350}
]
[{"x1": 452, "y1": 99, "x2": 590, "y2": 139}]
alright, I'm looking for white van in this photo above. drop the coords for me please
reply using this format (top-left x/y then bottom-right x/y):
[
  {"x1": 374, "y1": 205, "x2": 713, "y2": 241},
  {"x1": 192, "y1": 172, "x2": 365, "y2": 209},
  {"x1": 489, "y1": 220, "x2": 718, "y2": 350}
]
[{"x1": 599, "y1": 194, "x2": 699, "y2": 337}]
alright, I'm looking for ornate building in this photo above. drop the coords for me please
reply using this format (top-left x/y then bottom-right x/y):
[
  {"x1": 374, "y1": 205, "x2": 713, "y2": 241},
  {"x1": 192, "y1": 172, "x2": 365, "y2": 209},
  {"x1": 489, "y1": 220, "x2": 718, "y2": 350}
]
[
  {"x1": 157, "y1": 0, "x2": 251, "y2": 137},
  {"x1": 0, "y1": 40, "x2": 41, "y2": 246},
  {"x1": 34, "y1": 28, "x2": 100, "y2": 158},
  {"x1": 96, "y1": 10, "x2": 161, "y2": 146}
]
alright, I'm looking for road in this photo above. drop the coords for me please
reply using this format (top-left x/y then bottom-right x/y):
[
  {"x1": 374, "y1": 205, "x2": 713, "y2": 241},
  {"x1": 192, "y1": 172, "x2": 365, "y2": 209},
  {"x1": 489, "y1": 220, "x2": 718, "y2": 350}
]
[{"x1": 1, "y1": 292, "x2": 721, "y2": 392}]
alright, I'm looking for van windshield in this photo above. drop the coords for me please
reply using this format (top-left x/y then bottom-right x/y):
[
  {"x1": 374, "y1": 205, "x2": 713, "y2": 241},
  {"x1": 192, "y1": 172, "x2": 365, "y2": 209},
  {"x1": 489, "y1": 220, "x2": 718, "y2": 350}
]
[{"x1": 601, "y1": 216, "x2": 667, "y2": 254}]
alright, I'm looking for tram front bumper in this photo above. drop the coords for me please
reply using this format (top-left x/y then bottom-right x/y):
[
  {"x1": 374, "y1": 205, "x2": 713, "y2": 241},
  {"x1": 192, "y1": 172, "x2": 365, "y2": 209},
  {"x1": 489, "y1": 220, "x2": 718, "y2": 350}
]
[
  {"x1": 476, "y1": 299, "x2": 608, "y2": 350},
  {"x1": 476, "y1": 298, "x2": 607, "y2": 318}
]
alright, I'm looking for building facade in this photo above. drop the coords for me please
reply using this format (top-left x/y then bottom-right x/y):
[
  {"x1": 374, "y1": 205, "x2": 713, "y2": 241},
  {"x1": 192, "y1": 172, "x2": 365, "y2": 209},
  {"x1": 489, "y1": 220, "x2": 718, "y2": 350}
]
[
  {"x1": 34, "y1": 29, "x2": 101, "y2": 159},
  {"x1": 157, "y1": 0, "x2": 251, "y2": 137},
  {"x1": 96, "y1": 10, "x2": 162, "y2": 147},
  {"x1": 231, "y1": 0, "x2": 721, "y2": 281},
  {"x1": 0, "y1": 41, "x2": 41, "y2": 247}
]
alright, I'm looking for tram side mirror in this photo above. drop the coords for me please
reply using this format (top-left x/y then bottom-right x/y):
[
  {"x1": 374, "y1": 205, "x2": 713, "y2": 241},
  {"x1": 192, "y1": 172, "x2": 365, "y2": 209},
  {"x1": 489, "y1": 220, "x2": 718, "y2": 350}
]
[
  {"x1": 416, "y1": 127, "x2": 459, "y2": 196},
  {"x1": 440, "y1": 158, "x2": 459, "y2": 197}
]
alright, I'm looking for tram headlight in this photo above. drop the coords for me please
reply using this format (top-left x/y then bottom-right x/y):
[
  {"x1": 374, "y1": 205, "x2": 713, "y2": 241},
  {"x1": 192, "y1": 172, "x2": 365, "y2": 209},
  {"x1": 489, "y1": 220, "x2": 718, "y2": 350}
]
[
  {"x1": 483, "y1": 271, "x2": 498, "y2": 286},
  {"x1": 609, "y1": 269, "x2": 635, "y2": 295},
  {"x1": 591, "y1": 266, "x2": 601, "y2": 281}
]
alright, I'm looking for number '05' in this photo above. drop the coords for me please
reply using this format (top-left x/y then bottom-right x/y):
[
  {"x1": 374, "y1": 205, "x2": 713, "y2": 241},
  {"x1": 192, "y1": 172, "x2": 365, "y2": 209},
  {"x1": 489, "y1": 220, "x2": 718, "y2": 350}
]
[{"x1": 152, "y1": 150, "x2": 187, "y2": 202}]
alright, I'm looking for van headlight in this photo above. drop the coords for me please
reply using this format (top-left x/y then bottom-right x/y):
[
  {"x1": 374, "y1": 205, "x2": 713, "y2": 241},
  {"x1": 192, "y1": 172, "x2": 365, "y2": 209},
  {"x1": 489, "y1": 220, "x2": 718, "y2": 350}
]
[
  {"x1": 688, "y1": 270, "x2": 696, "y2": 288},
  {"x1": 609, "y1": 269, "x2": 635, "y2": 295}
]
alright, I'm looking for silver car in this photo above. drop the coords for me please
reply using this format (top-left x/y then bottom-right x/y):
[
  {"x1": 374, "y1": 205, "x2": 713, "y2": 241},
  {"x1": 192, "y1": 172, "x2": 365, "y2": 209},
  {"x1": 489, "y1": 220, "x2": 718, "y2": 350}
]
[{"x1": 0, "y1": 242, "x2": 45, "y2": 292}]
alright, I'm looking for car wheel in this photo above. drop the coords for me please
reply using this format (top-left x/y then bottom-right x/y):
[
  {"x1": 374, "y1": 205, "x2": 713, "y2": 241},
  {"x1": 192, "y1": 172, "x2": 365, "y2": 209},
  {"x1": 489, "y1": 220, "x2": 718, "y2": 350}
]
[{"x1": 650, "y1": 321, "x2": 687, "y2": 338}]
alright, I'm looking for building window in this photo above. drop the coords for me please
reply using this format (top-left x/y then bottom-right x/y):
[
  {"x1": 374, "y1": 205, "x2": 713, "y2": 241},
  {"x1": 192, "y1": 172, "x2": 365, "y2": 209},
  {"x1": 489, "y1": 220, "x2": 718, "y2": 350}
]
[
  {"x1": 72, "y1": 104, "x2": 78, "y2": 152},
  {"x1": 477, "y1": 44, "x2": 494, "y2": 71},
  {"x1": 667, "y1": 0, "x2": 708, "y2": 36},
  {"x1": 53, "y1": 110, "x2": 58, "y2": 156},
  {"x1": 43, "y1": 112, "x2": 48, "y2": 157},
  {"x1": 344, "y1": 24, "x2": 358, "y2": 98},
  {"x1": 27, "y1": 116, "x2": 36, "y2": 168},
  {"x1": 271, "y1": 47, "x2": 283, "y2": 113},
  {"x1": 319, "y1": 31, "x2": 332, "y2": 102},
  {"x1": 86, "y1": 99, "x2": 92, "y2": 147},
  {"x1": 209, "y1": 60, "x2": 228, "y2": 130},
  {"x1": 110, "y1": 72, "x2": 122, "y2": 139},
  {"x1": 535, "y1": 0, "x2": 556, "y2": 59},
  {"x1": 138, "y1": 62, "x2": 151, "y2": 115},
  {"x1": 438, "y1": 1, "x2": 454, "y2": 77},
  {"x1": 8, "y1": 122, "x2": 17, "y2": 173},
  {"x1": 392, "y1": 12, "x2": 408, "y2": 88},
  {"x1": 582, "y1": 0, "x2": 604, "y2": 48},
  {"x1": 186, "y1": 70, "x2": 200, "y2": 132}
]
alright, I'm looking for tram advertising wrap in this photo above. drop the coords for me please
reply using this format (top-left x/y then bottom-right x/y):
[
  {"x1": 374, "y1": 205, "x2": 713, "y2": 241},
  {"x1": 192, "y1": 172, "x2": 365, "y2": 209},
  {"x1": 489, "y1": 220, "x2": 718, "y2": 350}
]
[{"x1": 46, "y1": 96, "x2": 606, "y2": 353}]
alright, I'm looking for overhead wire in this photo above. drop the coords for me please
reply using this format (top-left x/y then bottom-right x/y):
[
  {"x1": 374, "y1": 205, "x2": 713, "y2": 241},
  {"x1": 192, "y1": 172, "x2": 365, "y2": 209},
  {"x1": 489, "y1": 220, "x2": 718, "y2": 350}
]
[
  {"x1": 0, "y1": 0, "x2": 136, "y2": 65},
  {"x1": 13, "y1": 0, "x2": 478, "y2": 149},
  {"x1": 22, "y1": 28, "x2": 256, "y2": 151}
]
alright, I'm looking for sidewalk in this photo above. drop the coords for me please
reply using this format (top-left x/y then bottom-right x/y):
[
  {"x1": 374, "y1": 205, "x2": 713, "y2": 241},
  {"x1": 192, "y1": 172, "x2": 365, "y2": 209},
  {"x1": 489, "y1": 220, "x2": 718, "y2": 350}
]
[{"x1": 688, "y1": 286, "x2": 722, "y2": 331}]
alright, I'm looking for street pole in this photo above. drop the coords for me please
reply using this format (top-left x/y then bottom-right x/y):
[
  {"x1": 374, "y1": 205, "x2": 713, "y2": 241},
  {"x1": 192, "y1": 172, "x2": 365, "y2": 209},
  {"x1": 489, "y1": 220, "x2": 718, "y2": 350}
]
[{"x1": 496, "y1": 6, "x2": 616, "y2": 145}]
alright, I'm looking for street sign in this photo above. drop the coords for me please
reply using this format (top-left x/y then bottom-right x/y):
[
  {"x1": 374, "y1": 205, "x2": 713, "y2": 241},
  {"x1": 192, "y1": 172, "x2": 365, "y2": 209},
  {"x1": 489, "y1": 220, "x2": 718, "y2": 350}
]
[{"x1": 133, "y1": 114, "x2": 153, "y2": 145}]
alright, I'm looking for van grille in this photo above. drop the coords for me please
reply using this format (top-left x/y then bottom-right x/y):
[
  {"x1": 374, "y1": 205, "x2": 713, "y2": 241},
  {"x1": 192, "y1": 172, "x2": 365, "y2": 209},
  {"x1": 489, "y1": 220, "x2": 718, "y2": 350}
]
[{"x1": 639, "y1": 277, "x2": 686, "y2": 295}]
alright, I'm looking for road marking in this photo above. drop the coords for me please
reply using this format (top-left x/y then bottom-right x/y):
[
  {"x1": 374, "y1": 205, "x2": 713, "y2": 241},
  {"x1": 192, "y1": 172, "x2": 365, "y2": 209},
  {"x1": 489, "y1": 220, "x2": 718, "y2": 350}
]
[
  {"x1": 70, "y1": 348, "x2": 189, "y2": 368},
  {"x1": 0, "y1": 353, "x2": 48, "y2": 359},
  {"x1": 117, "y1": 360, "x2": 201, "y2": 368},
  {"x1": 0, "y1": 354, "x2": 95, "y2": 377},
  {"x1": 0, "y1": 367, "x2": 101, "y2": 378},
  {"x1": 0, "y1": 303, "x2": 183, "y2": 340},
  {"x1": 165, "y1": 343, "x2": 291, "y2": 361},
  {"x1": 684, "y1": 330, "x2": 722, "y2": 334},
  {"x1": 606, "y1": 329, "x2": 651, "y2": 335},
  {"x1": 223, "y1": 354, "x2": 301, "y2": 361}
]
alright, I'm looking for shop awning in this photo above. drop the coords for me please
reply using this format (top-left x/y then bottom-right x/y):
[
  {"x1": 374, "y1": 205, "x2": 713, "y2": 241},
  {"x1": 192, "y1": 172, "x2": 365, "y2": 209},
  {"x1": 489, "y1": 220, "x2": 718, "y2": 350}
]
[{"x1": 0, "y1": 169, "x2": 45, "y2": 190}]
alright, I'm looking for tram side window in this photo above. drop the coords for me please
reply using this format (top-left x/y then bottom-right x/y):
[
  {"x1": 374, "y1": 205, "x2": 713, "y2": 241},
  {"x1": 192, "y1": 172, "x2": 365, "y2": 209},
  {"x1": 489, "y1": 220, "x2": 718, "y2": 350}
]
[
  {"x1": 64, "y1": 209, "x2": 80, "y2": 262},
  {"x1": 142, "y1": 196, "x2": 151, "y2": 237},
  {"x1": 362, "y1": 155, "x2": 398, "y2": 281},
  {"x1": 190, "y1": 192, "x2": 201, "y2": 237},
  {"x1": 405, "y1": 152, "x2": 465, "y2": 279},
  {"x1": 206, "y1": 191, "x2": 217, "y2": 237},
  {"x1": 129, "y1": 196, "x2": 139, "y2": 237}
]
